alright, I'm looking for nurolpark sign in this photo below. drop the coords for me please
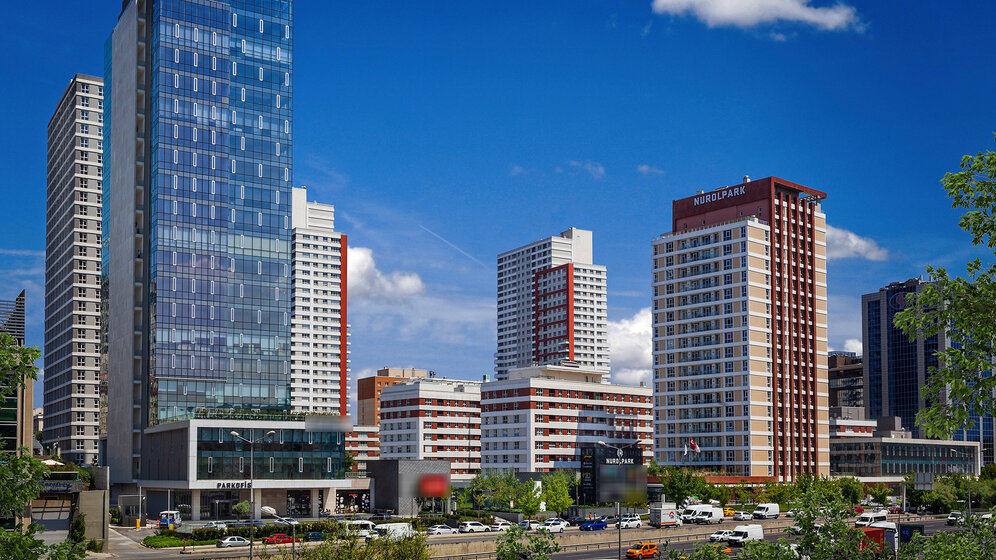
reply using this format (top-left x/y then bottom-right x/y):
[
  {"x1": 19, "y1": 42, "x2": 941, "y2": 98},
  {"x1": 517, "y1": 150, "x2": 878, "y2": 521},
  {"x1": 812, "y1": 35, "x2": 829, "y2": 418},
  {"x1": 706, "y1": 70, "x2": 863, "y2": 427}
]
[
  {"x1": 691, "y1": 186, "x2": 747, "y2": 206},
  {"x1": 579, "y1": 446, "x2": 646, "y2": 505}
]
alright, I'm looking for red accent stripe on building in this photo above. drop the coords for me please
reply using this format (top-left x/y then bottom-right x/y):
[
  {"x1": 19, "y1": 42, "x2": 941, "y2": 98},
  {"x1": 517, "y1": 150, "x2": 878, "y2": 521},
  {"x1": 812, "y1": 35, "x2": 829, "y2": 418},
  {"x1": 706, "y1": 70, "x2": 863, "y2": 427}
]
[{"x1": 339, "y1": 234, "x2": 349, "y2": 417}]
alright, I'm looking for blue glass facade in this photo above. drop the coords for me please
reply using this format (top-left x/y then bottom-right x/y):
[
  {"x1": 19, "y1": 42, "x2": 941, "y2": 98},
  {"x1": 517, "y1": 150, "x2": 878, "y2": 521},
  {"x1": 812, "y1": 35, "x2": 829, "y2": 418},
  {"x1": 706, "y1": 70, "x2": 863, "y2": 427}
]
[
  {"x1": 886, "y1": 285, "x2": 920, "y2": 436},
  {"x1": 866, "y1": 300, "x2": 882, "y2": 419},
  {"x1": 149, "y1": 0, "x2": 293, "y2": 424}
]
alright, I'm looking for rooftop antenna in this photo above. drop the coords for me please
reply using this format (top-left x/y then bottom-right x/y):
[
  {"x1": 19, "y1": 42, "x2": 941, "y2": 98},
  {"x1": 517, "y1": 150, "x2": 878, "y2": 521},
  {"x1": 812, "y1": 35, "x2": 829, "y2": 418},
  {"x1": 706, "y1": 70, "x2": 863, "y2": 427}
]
[{"x1": 742, "y1": 175, "x2": 750, "y2": 184}]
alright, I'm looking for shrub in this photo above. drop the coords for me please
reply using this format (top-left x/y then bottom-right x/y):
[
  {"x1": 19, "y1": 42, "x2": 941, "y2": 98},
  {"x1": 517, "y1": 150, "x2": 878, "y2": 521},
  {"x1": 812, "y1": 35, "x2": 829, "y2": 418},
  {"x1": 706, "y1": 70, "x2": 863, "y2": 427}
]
[
  {"x1": 69, "y1": 512, "x2": 86, "y2": 543},
  {"x1": 86, "y1": 539, "x2": 104, "y2": 552},
  {"x1": 109, "y1": 506, "x2": 121, "y2": 525}
]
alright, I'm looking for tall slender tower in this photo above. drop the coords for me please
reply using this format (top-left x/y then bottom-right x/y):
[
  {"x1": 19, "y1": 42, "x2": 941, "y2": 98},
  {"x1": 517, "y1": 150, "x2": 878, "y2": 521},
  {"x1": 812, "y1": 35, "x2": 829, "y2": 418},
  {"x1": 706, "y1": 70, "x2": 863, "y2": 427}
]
[
  {"x1": 105, "y1": 1, "x2": 347, "y2": 515},
  {"x1": 44, "y1": 74, "x2": 104, "y2": 465},
  {"x1": 495, "y1": 228, "x2": 609, "y2": 380},
  {"x1": 652, "y1": 176, "x2": 829, "y2": 481},
  {"x1": 0, "y1": 292, "x2": 32, "y2": 456},
  {"x1": 290, "y1": 187, "x2": 349, "y2": 415}
]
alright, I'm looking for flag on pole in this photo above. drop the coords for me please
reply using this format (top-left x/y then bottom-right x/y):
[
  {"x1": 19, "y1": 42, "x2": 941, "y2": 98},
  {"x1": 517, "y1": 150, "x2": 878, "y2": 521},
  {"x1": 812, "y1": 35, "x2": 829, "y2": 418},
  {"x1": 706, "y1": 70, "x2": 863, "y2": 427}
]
[
  {"x1": 690, "y1": 438, "x2": 701, "y2": 453},
  {"x1": 683, "y1": 444, "x2": 688, "y2": 456}
]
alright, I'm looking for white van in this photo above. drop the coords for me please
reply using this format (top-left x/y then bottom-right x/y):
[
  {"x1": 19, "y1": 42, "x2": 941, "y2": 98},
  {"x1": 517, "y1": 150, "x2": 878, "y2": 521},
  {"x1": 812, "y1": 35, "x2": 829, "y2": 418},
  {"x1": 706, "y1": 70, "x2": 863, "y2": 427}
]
[
  {"x1": 158, "y1": 510, "x2": 182, "y2": 528},
  {"x1": 345, "y1": 520, "x2": 377, "y2": 539},
  {"x1": 728, "y1": 524, "x2": 764, "y2": 546},
  {"x1": 752, "y1": 503, "x2": 780, "y2": 519},
  {"x1": 681, "y1": 504, "x2": 712, "y2": 523},
  {"x1": 855, "y1": 510, "x2": 889, "y2": 527},
  {"x1": 371, "y1": 522, "x2": 415, "y2": 540},
  {"x1": 694, "y1": 507, "x2": 725, "y2": 524}
]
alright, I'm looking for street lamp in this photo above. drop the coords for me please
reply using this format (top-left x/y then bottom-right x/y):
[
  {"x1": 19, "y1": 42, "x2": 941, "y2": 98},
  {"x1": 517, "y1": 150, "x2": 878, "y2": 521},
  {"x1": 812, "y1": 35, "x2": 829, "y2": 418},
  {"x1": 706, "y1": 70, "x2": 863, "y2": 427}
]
[
  {"x1": 231, "y1": 429, "x2": 275, "y2": 560},
  {"x1": 950, "y1": 447, "x2": 973, "y2": 517}
]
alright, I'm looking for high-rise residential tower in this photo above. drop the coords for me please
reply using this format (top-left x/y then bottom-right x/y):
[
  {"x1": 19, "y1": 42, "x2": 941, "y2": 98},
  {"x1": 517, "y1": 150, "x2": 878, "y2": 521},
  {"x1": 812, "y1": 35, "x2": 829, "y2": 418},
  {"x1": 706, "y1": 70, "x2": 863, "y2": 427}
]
[
  {"x1": 104, "y1": 0, "x2": 347, "y2": 518},
  {"x1": 290, "y1": 186, "x2": 348, "y2": 415},
  {"x1": 0, "y1": 292, "x2": 32, "y2": 455},
  {"x1": 652, "y1": 176, "x2": 829, "y2": 481},
  {"x1": 495, "y1": 228, "x2": 609, "y2": 380},
  {"x1": 862, "y1": 278, "x2": 995, "y2": 464},
  {"x1": 44, "y1": 74, "x2": 104, "y2": 466}
]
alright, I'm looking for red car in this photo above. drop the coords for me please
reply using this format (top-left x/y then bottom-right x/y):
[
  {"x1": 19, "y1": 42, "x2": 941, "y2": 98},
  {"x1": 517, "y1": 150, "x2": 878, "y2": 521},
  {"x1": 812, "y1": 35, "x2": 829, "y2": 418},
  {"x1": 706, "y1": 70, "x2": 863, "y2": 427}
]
[
  {"x1": 888, "y1": 505, "x2": 902, "y2": 514},
  {"x1": 852, "y1": 505, "x2": 865, "y2": 514},
  {"x1": 263, "y1": 534, "x2": 299, "y2": 544}
]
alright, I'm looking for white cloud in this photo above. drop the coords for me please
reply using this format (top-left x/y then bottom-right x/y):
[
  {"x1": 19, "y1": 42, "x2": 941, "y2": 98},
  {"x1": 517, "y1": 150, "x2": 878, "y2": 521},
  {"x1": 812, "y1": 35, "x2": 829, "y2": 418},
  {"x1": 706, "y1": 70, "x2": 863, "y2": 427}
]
[
  {"x1": 0, "y1": 249, "x2": 45, "y2": 257},
  {"x1": 641, "y1": 21, "x2": 653, "y2": 37},
  {"x1": 509, "y1": 164, "x2": 526, "y2": 177},
  {"x1": 637, "y1": 164, "x2": 665, "y2": 176},
  {"x1": 651, "y1": 0, "x2": 862, "y2": 32},
  {"x1": 843, "y1": 338, "x2": 862, "y2": 354},
  {"x1": 608, "y1": 307, "x2": 653, "y2": 387},
  {"x1": 350, "y1": 292, "x2": 495, "y2": 347},
  {"x1": 347, "y1": 246, "x2": 425, "y2": 302},
  {"x1": 568, "y1": 160, "x2": 606, "y2": 180},
  {"x1": 826, "y1": 224, "x2": 888, "y2": 261}
]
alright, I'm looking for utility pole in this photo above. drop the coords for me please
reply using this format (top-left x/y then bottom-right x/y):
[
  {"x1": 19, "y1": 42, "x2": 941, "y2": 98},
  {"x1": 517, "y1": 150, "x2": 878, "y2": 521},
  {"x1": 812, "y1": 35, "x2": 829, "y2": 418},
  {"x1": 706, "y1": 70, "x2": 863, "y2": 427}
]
[{"x1": 232, "y1": 429, "x2": 275, "y2": 560}]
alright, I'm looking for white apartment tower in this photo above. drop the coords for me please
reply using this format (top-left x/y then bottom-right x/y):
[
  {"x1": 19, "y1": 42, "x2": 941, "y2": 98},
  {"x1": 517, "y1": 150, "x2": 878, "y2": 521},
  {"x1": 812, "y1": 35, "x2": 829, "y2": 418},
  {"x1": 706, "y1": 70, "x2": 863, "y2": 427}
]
[
  {"x1": 43, "y1": 74, "x2": 104, "y2": 465},
  {"x1": 379, "y1": 377, "x2": 481, "y2": 482},
  {"x1": 496, "y1": 228, "x2": 608, "y2": 380},
  {"x1": 652, "y1": 177, "x2": 829, "y2": 481},
  {"x1": 290, "y1": 187, "x2": 349, "y2": 415}
]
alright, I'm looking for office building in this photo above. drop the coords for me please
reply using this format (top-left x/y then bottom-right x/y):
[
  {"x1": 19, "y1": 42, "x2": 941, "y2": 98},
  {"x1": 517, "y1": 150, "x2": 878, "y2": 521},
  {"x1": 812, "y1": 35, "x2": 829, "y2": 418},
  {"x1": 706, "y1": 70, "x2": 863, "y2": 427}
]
[
  {"x1": 828, "y1": 351, "x2": 862, "y2": 409},
  {"x1": 104, "y1": 0, "x2": 348, "y2": 517},
  {"x1": 496, "y1": 228, "x2": 608, "y2": 380},
  {"x1": 652, "y1": 176, "x2": 830, "y2": 480},
  {"x1": 43, "y1": 74, "x2": 105, "y2": 466},
  {"x1": 379, "y1": 376, "x2": 481, "y2": 482},
  {"x1": 862, "y1": 278, "x2": 995, "y2": 464},
  {"x1": 344, "y1": 424, "x2": 378, "y2": 474},
  {"x1": 290, "y1": 187, "x2": 348, "y2": 415},
  {"x1": 356, "y1": 367, "x2": 428, "y2": 426},
  {"x1": 480, "y1": 364, "x2": 652, "y2": 473},
  {"x1": 830, "y1": 416, "x2": 980, "y2": 480},
  {"x1": 0, "y1": 291, "x2": 32, "y2": 455}
]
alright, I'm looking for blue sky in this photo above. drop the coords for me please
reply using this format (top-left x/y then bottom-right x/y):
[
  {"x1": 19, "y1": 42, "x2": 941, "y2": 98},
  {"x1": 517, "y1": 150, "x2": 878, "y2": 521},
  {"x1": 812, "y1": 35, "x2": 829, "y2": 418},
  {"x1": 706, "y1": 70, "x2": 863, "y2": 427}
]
[{"x1": 3, "y1": 1, "x2": 995, "y2": 411}]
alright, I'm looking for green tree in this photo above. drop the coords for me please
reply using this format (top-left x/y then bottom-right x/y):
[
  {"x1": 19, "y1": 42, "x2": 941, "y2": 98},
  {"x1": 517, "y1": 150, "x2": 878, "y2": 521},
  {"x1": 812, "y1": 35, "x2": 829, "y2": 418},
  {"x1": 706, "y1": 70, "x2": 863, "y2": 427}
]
[
  {"x1": 835, "y1": 476, "x2": 865, "y2": 505},
  {"x1": 714, "y1": 485, "x2": 733, "y2": 508},
  {"x1": 539, "y1": 471, "x2": 574, "y2": 515},
  {"x1": 979, "y1": 464, "x2": 996, "y2": 481},
  {"x1": 867, "y1": 483, "x2": 892, "y2": 506},
  {"x1": 894, "y1": 136, "x2": 996, "y2": 438},
  {"x1": 0, "y1": 333, "x2": 86, "y2": 560},
  {"x1": 69, "y1": 513, "x2": 86, "y2": 544},
  {"x1": 655, "y1": 466, "x2": 707, "y2": 506},
  {"x1": 515, "y1": 479, "x2": 542, "y2": 518},
  {"x1": 899, "y1": 515, "x2": 996, "y2": 560},
  {"x1": 766, "y1": 480, "x2": 799, "y2": 507},
  {"x1": 495, "y1": 526, "x2": 560, "y2": 560},
  {"x1": 232, "y1": 500, "x2": 250, "y2": 520},
  {"x1": 343, "y1": 451, "x2": 356, "y2": 472}
]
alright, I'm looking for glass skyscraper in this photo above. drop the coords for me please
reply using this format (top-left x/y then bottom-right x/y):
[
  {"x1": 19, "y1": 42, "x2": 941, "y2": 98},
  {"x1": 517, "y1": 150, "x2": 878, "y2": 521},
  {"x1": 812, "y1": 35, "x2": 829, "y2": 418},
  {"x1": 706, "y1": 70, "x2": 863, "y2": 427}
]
[
  {"x1": 105, "y1": 1, "x2": 347, "y2": 516},
  {"x1": 862, "y1": 278, "x2": 995, "y2": 464}
]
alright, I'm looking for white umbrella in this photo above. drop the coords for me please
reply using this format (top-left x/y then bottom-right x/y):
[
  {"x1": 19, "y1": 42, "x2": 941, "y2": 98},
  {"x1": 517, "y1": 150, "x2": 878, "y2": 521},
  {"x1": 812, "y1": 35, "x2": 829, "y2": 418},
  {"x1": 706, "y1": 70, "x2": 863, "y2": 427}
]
[
  {"x1": 42, "y1": 459, "x2": 64, "y2": 466},
  {"x1": 261, "y1": 506, "x2": 277, "y2": 517}
]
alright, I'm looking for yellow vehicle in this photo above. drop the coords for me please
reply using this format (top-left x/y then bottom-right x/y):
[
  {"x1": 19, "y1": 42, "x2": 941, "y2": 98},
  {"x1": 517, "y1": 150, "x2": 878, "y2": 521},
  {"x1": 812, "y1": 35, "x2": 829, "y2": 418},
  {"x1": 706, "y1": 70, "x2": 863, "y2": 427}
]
[
  {"x1": 723, "y1": 507, "x2": 736, "y2": 517},
  {"x1": 711, "y1": 543, "x2": 733, "y2": 554},
  {"x1": 626, "y1": 542, "x2": 659, "y2": 559}
]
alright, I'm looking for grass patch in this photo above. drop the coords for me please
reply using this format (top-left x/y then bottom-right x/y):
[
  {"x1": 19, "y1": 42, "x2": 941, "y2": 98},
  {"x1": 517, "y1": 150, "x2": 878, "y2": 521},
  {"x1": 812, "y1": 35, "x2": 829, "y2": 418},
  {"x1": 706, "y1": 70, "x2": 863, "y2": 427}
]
[{"x1": 142, "y1": 535, "x2": 217, "y2": 548}]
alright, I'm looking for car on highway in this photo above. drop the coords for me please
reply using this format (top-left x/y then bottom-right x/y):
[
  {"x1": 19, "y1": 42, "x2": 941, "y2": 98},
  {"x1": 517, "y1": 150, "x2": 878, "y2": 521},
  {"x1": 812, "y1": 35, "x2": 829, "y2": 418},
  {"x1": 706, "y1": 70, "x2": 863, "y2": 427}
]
[
  {"x1": 491, "y1": 520, "x2": 514, "y2": 532},
  {"x1": 262, "y1": 534, "x2": 299, "y2": 544},
  {"x1": 305, "y1": 532, "x2": 326, "y2": 542},
  {"x1": 518, "y1": 520, "x2": 541, "y2": 531},
  {"x1": 787, "y1": 526, "x2": 803, "y2": 535},
  {"x1": 733, "y1": 511, "x2": 753, "y2": 521},
  {"x1": 566, "y1": 516, "x2": 586, "y2": 526},
  {"x1": 426, "y1": 525, "x2": 456, "y2": 535},
  {"x1": 723, "y1": 508, "x2": 736, "y2": 517},
  {"x1": 579, "y1": 518, "x2": 608, "y2": 531},
  {"x1": 617, "y1": 514, "x2": 642, "y2": 529},
  {"x1": 710, "y1": 543, "x2": 733, "y2": 554},
  {"x1": 216, "y1": 536, "x2": 250, "y2": 548},
  {"x1": 371, "y1": 513, "x2": 392, "y2": 521},
  {"x1": 947, "y1": 512, "x2": 964, "y2": 526},
  {"x1": 539, "y1": 518, "x2": 568, "y2": 533},
  {"x1": 786, "y1": 509, "x2": 796, "y2": 518},
  {"x1": 709, "y1": 530, "x2": 734, "y2": 542},
  {"x1": 626, "y1": 542, "x2": 659, "y2": 559},
  {"x1": 458, "y1": 521, "x2": 491, "y2": 533}
]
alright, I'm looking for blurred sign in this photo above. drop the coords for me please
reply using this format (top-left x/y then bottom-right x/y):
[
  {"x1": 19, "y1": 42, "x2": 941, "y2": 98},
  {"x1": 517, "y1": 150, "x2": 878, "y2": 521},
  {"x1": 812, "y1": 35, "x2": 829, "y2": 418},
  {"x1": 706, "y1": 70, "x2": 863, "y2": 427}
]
[
  {"x1": 580, "y1": 446, "x2": 645, "y2": 504},
  {"x1": 913, "y1": 473, "x2": 934, "y2": 491},
  {"x1": 417, "y1": 473, "x2": 450, "y2": 498},
  {"x1": 899, "y1": 524, "x2": 925, "y2": 544}
]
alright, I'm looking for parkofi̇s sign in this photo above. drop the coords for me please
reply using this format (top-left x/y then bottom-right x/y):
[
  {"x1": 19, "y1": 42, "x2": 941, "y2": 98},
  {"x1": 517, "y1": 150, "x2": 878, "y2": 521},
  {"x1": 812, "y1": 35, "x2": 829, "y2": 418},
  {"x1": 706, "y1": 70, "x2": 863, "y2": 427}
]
[
  {"x1": 692, "y1": 186, "x2": 746, "y2": 206},
  {"x1": 216, "y1": 481, "x2": 253, "y2": 489}
]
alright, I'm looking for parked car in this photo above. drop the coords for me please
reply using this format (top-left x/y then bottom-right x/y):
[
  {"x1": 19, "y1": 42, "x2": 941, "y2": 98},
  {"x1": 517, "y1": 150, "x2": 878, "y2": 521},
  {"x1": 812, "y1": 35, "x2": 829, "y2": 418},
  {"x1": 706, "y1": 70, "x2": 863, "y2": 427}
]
[
  {"x1": 733, "y1": 511, "x2": 753, "y2": 522},
  {"x1": 617, "y1": 514, "x2": 642, "y2": 529},
  {"x1": 540, "y1": 518, "x2": 568, "y2": 533},
  {"x1": 305, "y1": 532, "x2": 326, "y2": 542},
  {"x1": 274, "y1": 517, "x2": 300, "y2": 526},
  {"x1": 566, "y1": 516, "x2": 586, "y2": 526},
  {"x1": 579, "y1": 518, "x2": 608, "y2": 531},
  {"x1": 370, "y1": 513, "x2": 392, "y2": 521},
  {"x1": 723, "y1": 508, "x2": 736, "y2": 517},
  {"x1": 217, "y1": 536, "x2": 250, "y2": 548},
  {"x1": 202, "y1": 521, "x2": 228, "y2": 530},
  {"x1": 458, "y1": 521, "x2": 491, "y2": 533},
  {"x1": 427, "y1": 525, "x2": 456, "y2": 535},
  {"x1": 491, "y1": 520, "x2": 514, "y2": 532},
  {"x1": 709, "y1": 530, "x2": 734, "y2": 542},
  {"x1": 319, "y1": 510, "x2": 333, "y2": 518},
  {"x1": 888, "y1": 505, "x2": 902, "y2": 514},
  {"x1": 626, "y1": 542, "x2": 659, "y2": 559},
  {"x1": 518, "y1": 520, "x2": 541, "y2": 531},
  {"x1": 853, "y1": 505, "x2": 865, "y2": 514},
  {"x1": 262, "y1": 534, "x2": 299, "y2": 544}
]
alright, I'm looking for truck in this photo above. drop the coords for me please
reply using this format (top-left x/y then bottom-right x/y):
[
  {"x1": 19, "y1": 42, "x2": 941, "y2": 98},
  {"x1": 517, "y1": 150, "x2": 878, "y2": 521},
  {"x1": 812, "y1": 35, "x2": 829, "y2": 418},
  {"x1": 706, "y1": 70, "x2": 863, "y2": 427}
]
[
  {"x1": 694, "y1": 507, "x2": 725, "y2": 524},
  {"x1": 649, "y1": 504, "x2": 683, "y2": 528},
  {"x1": 727, "y1": 524, "x2": 764, "y2": 546},
  {"x1": 681, "y1": 504, "x2": 713, "y2": 523},
  {"x1": 858, "y1": 527, "x2": 886, "y2": 554},
  {"x1": 752, "y1": 503, "x2": 780, "y2": 519}
]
